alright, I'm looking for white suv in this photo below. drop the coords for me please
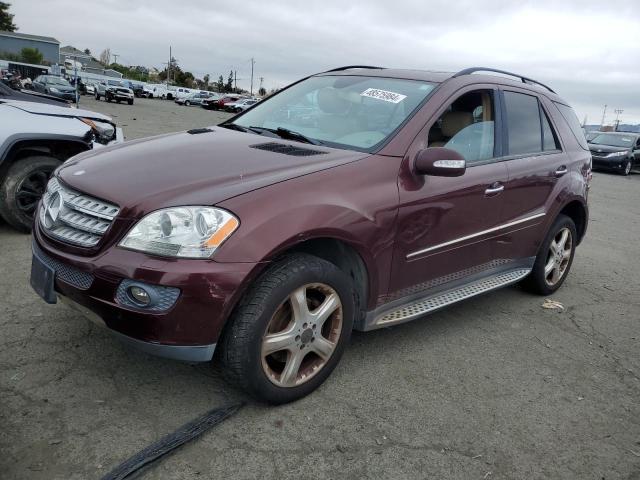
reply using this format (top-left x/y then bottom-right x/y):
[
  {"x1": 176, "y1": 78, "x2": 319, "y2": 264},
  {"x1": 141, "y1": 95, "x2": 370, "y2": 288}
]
[{"x1": 0, "y1": 100, "x2": 123, "y2": 231}]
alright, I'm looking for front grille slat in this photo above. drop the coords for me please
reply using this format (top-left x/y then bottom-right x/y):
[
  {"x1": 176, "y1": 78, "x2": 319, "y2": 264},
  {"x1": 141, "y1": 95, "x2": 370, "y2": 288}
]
[{"x1": 39, "y1": 177, "x2": 119, "y2": 248}]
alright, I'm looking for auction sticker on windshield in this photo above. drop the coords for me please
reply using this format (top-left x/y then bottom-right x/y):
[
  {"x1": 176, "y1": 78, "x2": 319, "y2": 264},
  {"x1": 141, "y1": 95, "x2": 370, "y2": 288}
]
[{"x1": 361, "y1": 88, "x2": 407, "y2": 103}]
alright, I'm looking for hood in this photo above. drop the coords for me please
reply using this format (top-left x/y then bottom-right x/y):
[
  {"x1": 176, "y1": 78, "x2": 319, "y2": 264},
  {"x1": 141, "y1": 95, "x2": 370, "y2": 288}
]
[
  {"x1": 2, "y1": 100, "x2": 112, "y2": 122},
  {"x1": 57, "y1": 128, "x2": 369, "y2": 218},
  {"x1": 589, "y1": 143, "x2": 631, "y2": 154}
]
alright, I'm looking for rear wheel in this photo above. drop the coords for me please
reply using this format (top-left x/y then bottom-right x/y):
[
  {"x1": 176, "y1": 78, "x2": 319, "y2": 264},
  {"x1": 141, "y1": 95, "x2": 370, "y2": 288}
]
[
  {"x1": 0, "y1": 156, "x2": 60, "y2": 232},
  {"x1": 219, "y1": 254, "x2": 355, "y2": 404},
  {"x1": 185, "y1": 100, "x2": 191, "y2": 106},
  {"x1": 522, "y1": 214, "x2": 577, "y2": 295}
]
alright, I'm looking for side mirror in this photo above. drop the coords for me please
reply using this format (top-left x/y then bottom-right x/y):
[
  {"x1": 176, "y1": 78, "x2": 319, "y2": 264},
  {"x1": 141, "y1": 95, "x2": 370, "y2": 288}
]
[{"x1": 414, "y1": 147, "x2": 466, "y2": 177}]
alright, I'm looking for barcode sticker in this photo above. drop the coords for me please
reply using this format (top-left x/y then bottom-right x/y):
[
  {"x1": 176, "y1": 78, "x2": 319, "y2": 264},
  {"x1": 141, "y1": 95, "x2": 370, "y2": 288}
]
[{"x1": 360, "y1": 88, "x2": 407, "y2": 104}]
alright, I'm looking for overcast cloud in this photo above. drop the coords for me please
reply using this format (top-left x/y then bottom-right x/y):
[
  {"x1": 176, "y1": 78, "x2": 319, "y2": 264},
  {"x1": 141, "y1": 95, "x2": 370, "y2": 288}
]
[{"x1": 12, "y1": 0, "x2": 640, "y2": 124}]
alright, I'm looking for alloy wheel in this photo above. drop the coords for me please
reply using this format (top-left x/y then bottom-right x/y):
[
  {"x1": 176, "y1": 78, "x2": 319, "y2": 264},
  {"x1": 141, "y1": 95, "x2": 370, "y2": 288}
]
[
  {"x1": 15, "y1": 167, "x2": 54, "y2": 218},
  {"x1": 544, "y1": 227, "x2": 573, "y2": 286},
  {"x1": 624, "y1": 161, "x2": 632, "y2": 175},
  {"x1": 261, "y1": 283, "x2": 343, "y2": 388}
]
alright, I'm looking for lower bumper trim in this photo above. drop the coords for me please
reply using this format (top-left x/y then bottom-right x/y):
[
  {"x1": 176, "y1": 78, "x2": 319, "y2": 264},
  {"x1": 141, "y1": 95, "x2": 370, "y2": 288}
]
[
  {"x1": 111, "y1": 330, "x2": 216, "y2": 362},
  {"x1": 58, "y1": 294, "x2": 216, "y2": 362}
]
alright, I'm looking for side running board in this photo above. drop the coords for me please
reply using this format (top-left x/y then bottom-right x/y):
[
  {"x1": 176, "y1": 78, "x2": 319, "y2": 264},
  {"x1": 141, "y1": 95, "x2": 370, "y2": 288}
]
[{"x1": 370, "y1": 268, "x2": 531, "y2": 329}]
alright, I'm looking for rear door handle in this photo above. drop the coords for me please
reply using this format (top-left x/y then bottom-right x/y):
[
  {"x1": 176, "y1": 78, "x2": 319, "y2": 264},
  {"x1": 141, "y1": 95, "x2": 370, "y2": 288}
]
[
  {"x1": 484, "y1": 182, "x2": 504, "y2": 196},
  {"x1": 555, "y1": 166, "x2": 568, "y2": 177}
]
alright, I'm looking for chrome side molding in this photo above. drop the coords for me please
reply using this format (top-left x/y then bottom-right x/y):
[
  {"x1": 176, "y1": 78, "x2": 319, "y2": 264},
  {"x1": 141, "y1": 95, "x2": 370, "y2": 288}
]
[{"x1": 407, "y1": 212, "x2": 546, "y2": 259}]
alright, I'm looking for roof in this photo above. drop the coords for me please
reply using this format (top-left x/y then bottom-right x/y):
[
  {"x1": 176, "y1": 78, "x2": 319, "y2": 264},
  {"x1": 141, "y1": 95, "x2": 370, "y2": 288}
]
[
  {"x1": 0, "y1": 30, "x2": 60, "y2": 45},
  {"x1": 60, "y1": 45, "x2": 91, "y2": 57},
  {"x1": 316, "y1": 66, "x2": 565, "y2": 102}
]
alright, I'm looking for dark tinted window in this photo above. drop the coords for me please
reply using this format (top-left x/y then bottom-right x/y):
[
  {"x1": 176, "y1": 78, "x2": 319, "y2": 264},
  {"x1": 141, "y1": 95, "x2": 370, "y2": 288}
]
[
  {"x1": 504, "y1": 91, "x2": 542, "y2": 155},
  {"x1": 554, "y1": 102, "x2": 589, "y2": 150},
  {"x1": 541, "y1": 108, "x2": 560, "y2": 151}
]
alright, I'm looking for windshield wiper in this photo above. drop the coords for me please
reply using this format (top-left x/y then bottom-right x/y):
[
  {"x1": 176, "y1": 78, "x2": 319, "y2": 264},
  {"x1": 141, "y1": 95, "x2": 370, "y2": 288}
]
[
  {"x1": 220, "y1": 123, "x2": 249, "y2": 132},
  {"x1": 247, "y1": 126, "x2": 322, "y2": 146}
]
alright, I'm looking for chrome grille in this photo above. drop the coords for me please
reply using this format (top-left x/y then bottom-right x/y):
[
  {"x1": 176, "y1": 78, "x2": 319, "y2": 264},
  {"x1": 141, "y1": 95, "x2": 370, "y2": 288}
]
[{"x1": 39, "y1": 177, "x2": 119, "y2": 247}]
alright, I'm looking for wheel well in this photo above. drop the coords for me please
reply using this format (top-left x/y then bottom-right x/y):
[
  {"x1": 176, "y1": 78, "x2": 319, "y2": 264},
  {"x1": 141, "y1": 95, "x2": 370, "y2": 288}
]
[
  {"x1": 279, "y1": 238, "x2": 370, "y2": 321},
  {"x1": 0, "y1": 139, "x2": 88, "y2": 182},
  {"x1": 559, "y1": 200, "x2": 587, "y2": 244}
]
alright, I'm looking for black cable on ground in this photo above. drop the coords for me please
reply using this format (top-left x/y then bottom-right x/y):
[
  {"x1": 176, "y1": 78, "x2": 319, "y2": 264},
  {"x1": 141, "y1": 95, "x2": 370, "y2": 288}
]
[{"x1": 101, "y1": 403, "x2": 244, "y2": 480}]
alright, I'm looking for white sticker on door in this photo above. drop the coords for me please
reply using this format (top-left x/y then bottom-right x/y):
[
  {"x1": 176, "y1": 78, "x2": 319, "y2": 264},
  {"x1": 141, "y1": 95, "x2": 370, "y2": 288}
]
[{"x1": 360, "y1": 88, "x2": 407, "y2": 104}]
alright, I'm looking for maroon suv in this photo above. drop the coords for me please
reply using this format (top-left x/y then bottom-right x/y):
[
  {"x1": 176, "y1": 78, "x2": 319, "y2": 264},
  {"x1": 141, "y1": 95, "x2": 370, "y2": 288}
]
[{"x1": 31, "y1": 66, "x2": 591, "y2": 403}]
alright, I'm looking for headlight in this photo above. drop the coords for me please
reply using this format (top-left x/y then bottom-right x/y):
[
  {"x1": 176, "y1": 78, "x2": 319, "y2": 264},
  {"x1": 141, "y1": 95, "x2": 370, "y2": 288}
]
[
  {"x1": 80, "y1": 118, "x2": 116, "y2": 144},
  {"x1": 49, "y1": 87, "x2": 59, "y2": 93},
  {"x1": 119, "y1": 207, "x2": 239, "y2": 258},
  {"x1": 607, "y1": 151, "x2": 627, "y2": 158}
]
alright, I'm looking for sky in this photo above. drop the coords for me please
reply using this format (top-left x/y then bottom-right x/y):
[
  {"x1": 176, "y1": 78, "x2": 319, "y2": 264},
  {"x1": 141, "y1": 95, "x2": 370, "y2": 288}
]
[{"x1": 10, "y1": 0, "x2": 640, "y2": 125}]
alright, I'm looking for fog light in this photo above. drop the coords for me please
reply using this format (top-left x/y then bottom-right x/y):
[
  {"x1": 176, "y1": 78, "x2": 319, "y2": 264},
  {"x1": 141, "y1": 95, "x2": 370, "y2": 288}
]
[{"x1": 128, "y1": 286, "x2": 150, "y2": 306}]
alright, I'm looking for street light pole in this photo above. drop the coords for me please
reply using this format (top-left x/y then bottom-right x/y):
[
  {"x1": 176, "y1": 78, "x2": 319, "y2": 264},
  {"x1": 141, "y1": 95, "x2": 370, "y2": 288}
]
[{"x1": 250, "y1": 57, "x2": 255, "y2": 96}]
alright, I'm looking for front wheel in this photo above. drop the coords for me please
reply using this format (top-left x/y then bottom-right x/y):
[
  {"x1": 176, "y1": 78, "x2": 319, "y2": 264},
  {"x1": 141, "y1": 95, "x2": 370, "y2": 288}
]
[
  {"x1": 0, "y1": 156, "x2": 60, "y2": 232},
  {"x1": 127, "y1": 99, "x2": 133, "y2": 105},
  {"x1": 218, "y1": 254, "x2": 355, "y2": 404},
  {"x1": 522, "y1": 214, "x2": 577, "y2": 295},
  {"x1": 95, "y1": 92, "x2": 100, "y2": 100},
  {"x1": 622, "y1": 160, "x2": 632, "y2": 176}
]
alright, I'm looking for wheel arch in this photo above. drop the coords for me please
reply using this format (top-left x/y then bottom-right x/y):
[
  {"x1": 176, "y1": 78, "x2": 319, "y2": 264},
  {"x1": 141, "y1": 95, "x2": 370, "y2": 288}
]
[
  {"x1": 558, "y1": 199, "x2": 588, "y2": 245},
  {"x1": 0, "y1": 136, "x2": 90, "y2": 183}
]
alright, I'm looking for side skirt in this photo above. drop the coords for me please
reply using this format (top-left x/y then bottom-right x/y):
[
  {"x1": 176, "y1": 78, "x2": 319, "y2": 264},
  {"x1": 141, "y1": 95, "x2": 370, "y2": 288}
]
[{"x1": 356, "y1": 258, "x2": 534, "y2": 331}]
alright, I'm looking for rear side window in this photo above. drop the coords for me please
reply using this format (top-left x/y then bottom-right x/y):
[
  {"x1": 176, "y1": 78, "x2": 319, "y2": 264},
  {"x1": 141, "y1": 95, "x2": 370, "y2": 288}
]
[
  {"x1": 554, "y1": 102, "x2": 589, "y2": 150},
  {"x1": 503, "y1": 91, "x2": 542, "y2": 155}
]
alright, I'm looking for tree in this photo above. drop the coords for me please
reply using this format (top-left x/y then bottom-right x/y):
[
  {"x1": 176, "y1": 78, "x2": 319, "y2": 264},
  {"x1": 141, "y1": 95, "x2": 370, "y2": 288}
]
[
  {"x1": 258, "y1": 87, "x2": 266, "y2": 97},
  {"x1": 203, "y1": 74, "x2": 210, "y2": 88},
  {"x1": 99, "y1": 48, "x2": 110, "y2": 66},
  {"x1": 216, "y1": 75, "x2": 224, "y2": 92},
  {"x1": 83, "y1": 48, "x2": 91, "y2": 55},
  {"x1": 225, "y1": 70, "x2": 234, "y2": 92},
  {"x1": 0, "y1": 2, "x2": 17, "y2": 32},
  {"x1": 20, "y1": 47, "x2": 43, "y2": 64}
]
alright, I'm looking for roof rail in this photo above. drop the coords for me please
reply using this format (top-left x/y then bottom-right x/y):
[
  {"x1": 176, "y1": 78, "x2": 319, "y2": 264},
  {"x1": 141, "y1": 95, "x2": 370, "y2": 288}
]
[
  {"x1": 323, "y1": 65, "x2": 385, "y2": 73},
  {"x1": 452, "y1": 67, "x2": 556, "y2": 94}
]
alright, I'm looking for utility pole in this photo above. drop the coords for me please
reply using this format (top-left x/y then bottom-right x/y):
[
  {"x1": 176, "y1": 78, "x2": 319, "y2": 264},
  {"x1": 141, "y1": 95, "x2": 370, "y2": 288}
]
[
  {"x1": 600, "y1": 104, "x2": 607, "y2": 129},
  {"x1": 250, "y1": 57, "x2": 255, "y2": 96},
  {"x1": 259, "y1": 76, "x2": 264, "y2": 93},
  {"x1": 234, "y1": 70, "x2": 237, "y2": 92},
  {"x1": 167, "y1": 46, "x2": 171, "y2": 87},
  {"x1": 112, "y1": 53, "x2": 119, "y2": 65},
  {"x1": 613, "y1": 109, "x2": 623, "y2": 131}
]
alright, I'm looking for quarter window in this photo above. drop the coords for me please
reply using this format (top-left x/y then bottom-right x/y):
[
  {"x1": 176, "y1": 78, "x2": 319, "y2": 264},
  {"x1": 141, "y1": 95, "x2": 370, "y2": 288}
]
[
  {"x1": 541, "y1": 108, "x2": 560, "y2": 151},
  {"x1": 554, "y1": 102, "x2": 589, "y2": 150}
]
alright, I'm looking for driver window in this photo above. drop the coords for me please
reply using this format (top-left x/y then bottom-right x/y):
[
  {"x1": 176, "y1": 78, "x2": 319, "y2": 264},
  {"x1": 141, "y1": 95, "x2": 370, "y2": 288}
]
[{"x1": 427, "y1": 90, "x2": 496, "y2": 165}]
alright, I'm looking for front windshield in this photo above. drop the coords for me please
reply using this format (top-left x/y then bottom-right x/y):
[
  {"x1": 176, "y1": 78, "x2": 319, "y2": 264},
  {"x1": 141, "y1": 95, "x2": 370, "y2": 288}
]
[
  {"x1": 590, "y1": 133, "x2": 635, "y2": 148},
  {"x1": 231, "y1": 75, "x2": 436, "y2": 151},
  {"x1": 47, "y1": 76, "x2": 70, "y2": 86}
]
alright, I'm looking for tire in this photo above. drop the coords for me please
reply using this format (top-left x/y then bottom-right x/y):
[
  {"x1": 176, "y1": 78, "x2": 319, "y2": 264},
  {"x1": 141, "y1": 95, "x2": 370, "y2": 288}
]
[
  {"x1": 521, "y1": 214, "x2": 577, "y2": 295},
  {"x1": 0, "y1": 156, "x2": 60, "y2": 233},
  {"x1": 622, "y1": 159, "x2": 632, "y2": 176},
  {"x1": 218, "y1": 253, "x2": 356, "y2": 404},
  {"x1": 128, "y1": 99, "x2": 133, "y2": 105},
  {"x1": 106, "y1": 94, "x2": 111, "y2": 103},
  {"x1": 185, "y1": 100, "x2": 190, "y2": 106},
  {"x1": 95, "y1": 92, "x2": 100, "y2": 100}
]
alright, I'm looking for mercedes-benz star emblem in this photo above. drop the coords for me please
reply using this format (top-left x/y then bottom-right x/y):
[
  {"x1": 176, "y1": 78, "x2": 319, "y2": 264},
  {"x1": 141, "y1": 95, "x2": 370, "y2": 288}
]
[{"x1": 43, "y1": 191, "x2": 63, "y2": 228}]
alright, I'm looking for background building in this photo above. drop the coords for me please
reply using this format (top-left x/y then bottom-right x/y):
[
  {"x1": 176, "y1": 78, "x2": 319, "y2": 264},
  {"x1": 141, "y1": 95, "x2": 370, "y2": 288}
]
[{"x1": 0, "y1": 31, "x2": 59, "y2": 64}]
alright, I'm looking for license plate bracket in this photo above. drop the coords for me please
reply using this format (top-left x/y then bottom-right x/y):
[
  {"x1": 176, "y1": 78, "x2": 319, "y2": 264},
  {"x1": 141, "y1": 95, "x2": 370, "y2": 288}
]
[{"x1": 30, "y1": 252, "x2": 57, "y2": 304}]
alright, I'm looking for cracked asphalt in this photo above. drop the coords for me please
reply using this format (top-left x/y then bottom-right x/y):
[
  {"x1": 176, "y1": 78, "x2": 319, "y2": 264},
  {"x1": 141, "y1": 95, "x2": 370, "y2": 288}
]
[{"x1": 1, "y1": 98, "x2": 639, "y2": 479}]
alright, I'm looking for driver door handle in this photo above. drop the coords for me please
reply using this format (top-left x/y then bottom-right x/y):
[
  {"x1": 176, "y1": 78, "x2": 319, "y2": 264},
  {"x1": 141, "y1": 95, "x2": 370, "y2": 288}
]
[
  {"x1": 485, "y1": 182, "x2": 504, "y2": 197},
  {"x1": 555, "y1": 166, "x2": 568, "y2": 177}
]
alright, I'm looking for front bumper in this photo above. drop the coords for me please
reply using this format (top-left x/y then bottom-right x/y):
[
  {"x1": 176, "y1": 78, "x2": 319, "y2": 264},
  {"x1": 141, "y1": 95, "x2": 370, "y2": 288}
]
[
  {"x1": 32, "y1": 229, "x2": 263, "y2": 362},
  {"x1": 92, "y1": 127, "x2": 124, "y2": 149},
  {"x1": 592, "y1": 156, "x2": 629, "y2": 171}
]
